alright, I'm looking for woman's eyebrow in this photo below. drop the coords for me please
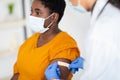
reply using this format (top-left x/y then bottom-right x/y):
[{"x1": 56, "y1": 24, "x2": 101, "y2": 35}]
[{"x1": 35, "y1": 8, "x2": 41, "y2": 12}]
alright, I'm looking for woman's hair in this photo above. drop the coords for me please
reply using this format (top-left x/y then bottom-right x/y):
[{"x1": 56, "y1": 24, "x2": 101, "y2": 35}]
[
  {"x1": 109, "y1": 0, "x2": 120, "y2": 9},
  {"x1": 39, "y1": 0, "x2": 66, "y2": 22}
]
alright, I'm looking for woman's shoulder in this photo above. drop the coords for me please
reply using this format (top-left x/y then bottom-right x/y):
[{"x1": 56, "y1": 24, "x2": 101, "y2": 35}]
[
  {"x1": 59, "y1": 32, "x2": 77, "y2": 43},
  {"x1": 52, "y1": 31, "x2": 78, "y2": 48},
  {"x1": 49, "y1": 32, "x2": 80, "y2": 59}
]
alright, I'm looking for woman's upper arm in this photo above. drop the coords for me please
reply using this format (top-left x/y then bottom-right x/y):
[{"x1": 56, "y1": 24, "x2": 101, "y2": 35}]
[
  {"x1": 49, "y1": 47, "x2": 80, "y2": 79},
  {"x1": 51, "y1": 58, "x2": 71, "y2": 80},
  {"x1": 11, "y1": 73, "x2": 19, "y2": 80}
]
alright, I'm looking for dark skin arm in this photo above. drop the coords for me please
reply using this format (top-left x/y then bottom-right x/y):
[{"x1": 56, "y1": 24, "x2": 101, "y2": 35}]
[
  {"x1": 51, "y1": 58, "x2": 71, "y2": 80},
  {"x1": 11, "y1": 73, "x2": 19, "y2": 80}
]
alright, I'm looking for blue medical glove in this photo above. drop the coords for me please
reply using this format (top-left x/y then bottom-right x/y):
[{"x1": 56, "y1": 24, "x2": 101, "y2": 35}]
[
  {"x1": 45, "y1": 62, "x2": 60, "y2": 80},
  {"x1": 71, "y1": 68, "x2": 79, "y2": 74},
  {"x1": 68, "y1": 57, "x2": 84, "y2": 74}
]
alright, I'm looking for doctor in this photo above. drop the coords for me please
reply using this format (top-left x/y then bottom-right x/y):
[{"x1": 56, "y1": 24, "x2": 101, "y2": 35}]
[{"x1": 45, "y1": 0, "x2": 120, "y2": 80}]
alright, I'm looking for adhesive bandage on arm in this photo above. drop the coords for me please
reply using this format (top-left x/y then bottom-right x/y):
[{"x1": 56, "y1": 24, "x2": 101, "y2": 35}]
[{"x1": 57, "y1": 61, "x2": 70, "y2": 68}]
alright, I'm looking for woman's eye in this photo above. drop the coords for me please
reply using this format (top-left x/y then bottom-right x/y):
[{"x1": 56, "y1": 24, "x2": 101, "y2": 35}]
[{"x1": 36, "y1": 12, "x2": 40, "y2": 15}]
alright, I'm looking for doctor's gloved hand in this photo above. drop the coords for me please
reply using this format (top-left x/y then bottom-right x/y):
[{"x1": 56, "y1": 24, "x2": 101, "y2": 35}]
[
  {"x1": 68, "y1": 57, "x2": 84, "y2": 74},
  {"x1": 45, "y1": 62, "x2": 60, "y2": 80}
]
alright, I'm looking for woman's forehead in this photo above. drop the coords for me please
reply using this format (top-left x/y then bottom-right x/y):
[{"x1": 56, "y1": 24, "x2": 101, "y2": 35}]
[
  {"x1": 32, "y1": 0, "x2": 44, "y2": 8},
  {"x1": 32, "y1": 0, "x2": 51, "y2": 15},
  {"x1": 32, "y1": 0, "x2": 49, "y2": 11}
]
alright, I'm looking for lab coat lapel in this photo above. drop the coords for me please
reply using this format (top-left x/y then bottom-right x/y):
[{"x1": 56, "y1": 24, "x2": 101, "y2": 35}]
[{"x1": 91, "y1": 0, "x2": 109, "y2": 25}]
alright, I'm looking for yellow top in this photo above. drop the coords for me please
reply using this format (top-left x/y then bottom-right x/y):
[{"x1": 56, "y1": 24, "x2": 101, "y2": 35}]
[{"x1": 14, "y1": 32, "x2": 80, "y2": 80}]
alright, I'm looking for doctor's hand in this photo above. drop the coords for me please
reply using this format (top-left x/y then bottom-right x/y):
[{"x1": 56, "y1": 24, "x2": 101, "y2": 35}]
[
  {"x1": 68, "y1": 57, "x2": 84, "y2": 74},
  {"x1": 45, "y1": 62, "x2": 60, "y2": 80}
]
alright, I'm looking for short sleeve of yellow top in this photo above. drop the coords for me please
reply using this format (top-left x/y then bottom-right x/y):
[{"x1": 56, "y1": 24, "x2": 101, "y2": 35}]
[{"x1": 14, "y1": 31, "x2": 80, "y2": 80}]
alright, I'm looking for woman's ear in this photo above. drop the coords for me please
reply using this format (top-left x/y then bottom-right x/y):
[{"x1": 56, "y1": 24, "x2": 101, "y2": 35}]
[{"x1": 52, "y1": 13, "x2": 59, "y2": 23}]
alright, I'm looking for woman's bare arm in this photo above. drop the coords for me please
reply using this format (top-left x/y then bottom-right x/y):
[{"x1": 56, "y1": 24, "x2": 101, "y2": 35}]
[
  {"x1": 51, "y1": 58, "x2": 71, "y2": 80},
  {"x1": 11, "y1": 73, "x2": 19, "y2": 80}
]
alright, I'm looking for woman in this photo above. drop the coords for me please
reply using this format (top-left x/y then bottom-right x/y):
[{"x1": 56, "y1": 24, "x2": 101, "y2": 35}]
[
  {"x1": 45, "y1": 0, "x2": 120, "y2": 80},
  {"x1": 11, "y1": 0, "x2": 80, "y2": 80}
]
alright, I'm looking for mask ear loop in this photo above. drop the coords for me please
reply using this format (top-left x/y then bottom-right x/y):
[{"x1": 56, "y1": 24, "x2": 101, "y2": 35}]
[
  {"x1": 44, "y1": 13, "x2": 55, "y2": 30},
  {"x1": 45, "y1": 13, "x2": 55, "y2": 20},
  {"x1": 40, "y1": 21, "x2": 54, "y2": 33}
]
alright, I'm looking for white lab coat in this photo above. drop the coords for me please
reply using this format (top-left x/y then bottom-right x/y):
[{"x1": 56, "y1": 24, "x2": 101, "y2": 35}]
[{"x1": 80, "y1": 0, "x2": 120, "y2": 80}]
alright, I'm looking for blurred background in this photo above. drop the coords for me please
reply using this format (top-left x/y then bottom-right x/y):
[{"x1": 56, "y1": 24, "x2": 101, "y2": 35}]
[{"x1": 0, "y1": 0, "x2": 90, "y2": 80}]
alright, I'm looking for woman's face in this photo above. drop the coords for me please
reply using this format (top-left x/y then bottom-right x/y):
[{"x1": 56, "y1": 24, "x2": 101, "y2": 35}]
[
  {"x1": 31, "y1": 0, "x2": 51, "y2": 18},
  {"x1": 31, "y1": 0, "x2": 54, "y2": 28}
]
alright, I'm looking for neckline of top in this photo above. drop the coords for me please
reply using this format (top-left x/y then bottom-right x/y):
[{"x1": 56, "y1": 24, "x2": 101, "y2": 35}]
[{"x1": 34, "y1": 31, "x2": 66, "y2": 49}]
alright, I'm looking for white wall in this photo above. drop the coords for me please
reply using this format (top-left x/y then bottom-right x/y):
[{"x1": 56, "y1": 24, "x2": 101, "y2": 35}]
[
  {"x1": 0, "y1": 0, "x2": 23, "y2": 21},
  {"x1": 0, "y1": 0, "x2": 24, "y2": 50},
  {"x1": 0, "y1": 0, "x2": 24, "y2": 79}
]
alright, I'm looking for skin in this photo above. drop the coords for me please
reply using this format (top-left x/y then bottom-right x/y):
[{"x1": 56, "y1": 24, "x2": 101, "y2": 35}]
[
  {"x1": 11, "y1": 0, "x2": 71, "y2": 80},
  {"x1": 51, "y1": 58, "x2": 71, "y2": 79},
  {"x1": 11, "y1": 73, "x2": 19, "y2": 80},
  {"x1": 69, "y1": 0, "x2": 96, "y2": 11}
]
